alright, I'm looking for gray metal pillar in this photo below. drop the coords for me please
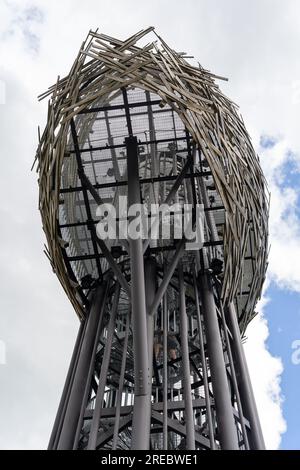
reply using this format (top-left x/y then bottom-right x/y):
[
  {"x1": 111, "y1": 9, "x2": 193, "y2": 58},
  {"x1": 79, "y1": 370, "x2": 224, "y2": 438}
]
[
  {"x1": 145, "y1": 258, "x2": 156, "y2": 387},
  {"x1": 112, "y1": 316, "x2": 130, "y2": 449},
  {"x1": 57, "y1": 283, "x2": 107, "y2": 449},
  {"x1": 87, "y1": 283, "x2": 120, "y2": 449},
  {"x1": 144, "y1": 257, "x2": 157, "y2": 448},
  {"x1": 73, "y1": 283, "x2": 108, "y2": 449},
  {"x1": 199, "y1": 272, "x2": 239, "y2": 450},
  {"x1": 227, "y1": 302, "x2": 265, "y2": 449},
  {"x1": 48, "y1": 318, "x2": 85, "y2": 449},
  {"x1": 178, "y1": 262, "x2": 195, "y2": 449},
  {"x1": 219, "y1": 301, "x2": 250, "y2": 449},
  {"x1": 193, "y1": 270, "x2": 215, "y2": 449},
  {"x1": 163, "y1": 293, "x2": 168, "y2": 450},
  {"x1": 126, "y1": 136, "x2": 150, "y2": 450}
]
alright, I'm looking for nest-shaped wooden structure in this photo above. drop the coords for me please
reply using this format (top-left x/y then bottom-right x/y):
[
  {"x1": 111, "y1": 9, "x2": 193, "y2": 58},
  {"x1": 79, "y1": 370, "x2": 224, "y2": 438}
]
[{"x1": 34, "y1": 27, "x2": 269, "y2": 332}]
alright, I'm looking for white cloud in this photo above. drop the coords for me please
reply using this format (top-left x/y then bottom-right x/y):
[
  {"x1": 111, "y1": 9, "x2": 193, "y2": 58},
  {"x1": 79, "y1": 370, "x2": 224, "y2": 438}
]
[
  {"x1": 0, "y1": 67, "x2": 78, "y2": 449},
  {"x1": 244, "y1": 292, "x2": 287, "y2": 449},
  {"x1": 1, "y1": 0, "x2": 299, "y2": 449},
  {"x1": 242, "y1": 132, "x2": 300, "y2": 448},
  {"x1": 243, "y1": 134, "x2": 300, "y2": 448},
  {"x1": 0, "y1": 1, "x2": 44, "y2": 53},
  {"x1": 259, "y1": 141, "x2": 300, "y2": 291}
]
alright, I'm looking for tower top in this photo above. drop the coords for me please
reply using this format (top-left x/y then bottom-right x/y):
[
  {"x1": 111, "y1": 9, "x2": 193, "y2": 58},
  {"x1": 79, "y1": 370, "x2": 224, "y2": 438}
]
[{"x1": 34, "y1": 27, "x2": 269, "y2": 333}]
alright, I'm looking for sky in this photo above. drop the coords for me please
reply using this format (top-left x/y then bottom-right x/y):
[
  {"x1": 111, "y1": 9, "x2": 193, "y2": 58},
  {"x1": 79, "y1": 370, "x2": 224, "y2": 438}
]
[{"x1": 0, "y1": 0, "x2": 299, "y2": 450}]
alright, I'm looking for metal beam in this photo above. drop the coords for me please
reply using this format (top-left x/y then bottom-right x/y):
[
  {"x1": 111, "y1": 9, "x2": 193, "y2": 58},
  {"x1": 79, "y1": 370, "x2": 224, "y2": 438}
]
[
  {"x1": 126, "y1": 135, "x2": 150, "y2": 450},
  {"x1": 227, "y1": 302, "x2": 265, "y2": 449},
  {"x1": 217, "y1": 299, "x2": 250, "y2": 449},
  {"x1": 94, "y1": 237, "x2": 131, "y2": 297},
  {"x1": 60, "y1": 171, "x2": 213, "y2": 194},
  {"x1": 72, "y1": 155, "x2": 130, "y2": 296},
  {"x1": 178, "y1": 262, "x2": 195, "y2": 449},
  {"x1": 96, "y1": 415, "x2": 132, "y2": 449},
  {"x1": 70, "y1": 118, "x2": 102, "y2": 280},
  {"x1": 78, "y1": 98, "x2": 162, "y2": 115},
  {"x1": 57, "y1": 284, "x2": 107, "y2": 449},
  {"x1": 143, "y1": 154, "x2": 193, "y2": 254},
  {"x1": 148, "y1": 239, "x2": 185, "y2": 317},
  {"x1": 198, "y1": 272, "x2": 239, "y2": 450},
  {"x1": 69, "y1": 135, "x2": 187, "y2": 155},
  {"x1": 193, "y1": 270, "x2": 215, "y2": 449},
  {"x1": 112, "y1": 316, "x2": 130, "y2": 449},
  {"x1": 84, "y1": 398, "x2": 209, "y2": 420},
  {"x1": 48, "y1": 318, "x2": 85, "y2": 449},
  {"x1": 151, "y1": 410, "x2": 210, "y2": 449},
  {"x1": 81, "y1": 172, "x2": 104, "y2": 206},
  {"x1": 87, "y1": 284, "x2": 120, "y2": 449},
  {"x1": 163, "y1": 293, "x2": 168, "y2": 450},
  {"x1": 73, "y1": 282, "x2": 112, "y2": 449},
  {"x1": 145, "y1": 257, "x2": 157, "y2": 407}
]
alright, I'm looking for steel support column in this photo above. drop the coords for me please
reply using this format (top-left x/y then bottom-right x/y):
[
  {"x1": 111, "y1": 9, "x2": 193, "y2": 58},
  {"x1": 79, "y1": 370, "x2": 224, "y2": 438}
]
[
  {"x1": 57, "y1": 284, "x2": 107, "y2": 449},
  {"x1": 48, "y1": 319, "x2": 85, "y2": 449},
  {"x1": 199, "y1": 272, "x2": 239, "y2": 450},
  {"x1": 178, "y1": 262, "x2": 195, "y2": 449},
  {"x1": 112, "y1": 316, "x2": 130, "y2": 449},
  {"x1": 144, "y1": 257, "x2": 157, "y2": 446},
  {"x1": 126, "y1": 136, "x2": 150, "y2": 450},
  {"x1": 163, "y1": 293, "x2": 168, "y2": 450},
  {"x1": 193, "y1": 270, "x2": 215, "y2": 449},
  {"x1": 87, "y1": 283, "x2": 120, "y2": 449},
  {"x1": 227, "y1": 302, "x2": 265, "y2": 449},
  {"x1": 145, "y1": 257, "x2": 157, "y2": 386}
]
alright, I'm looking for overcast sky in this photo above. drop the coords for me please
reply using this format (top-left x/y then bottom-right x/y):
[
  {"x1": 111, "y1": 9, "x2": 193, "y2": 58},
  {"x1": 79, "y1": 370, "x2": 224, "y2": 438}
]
[{"x1": 0, "y1": 0, "x2": 300, "y2": 450}]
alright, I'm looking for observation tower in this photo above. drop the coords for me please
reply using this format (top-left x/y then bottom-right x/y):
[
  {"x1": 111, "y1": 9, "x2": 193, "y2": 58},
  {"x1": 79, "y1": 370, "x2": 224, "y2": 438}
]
[{"x1": 34, "y1": 27, "x2": 269, "y2": 450}]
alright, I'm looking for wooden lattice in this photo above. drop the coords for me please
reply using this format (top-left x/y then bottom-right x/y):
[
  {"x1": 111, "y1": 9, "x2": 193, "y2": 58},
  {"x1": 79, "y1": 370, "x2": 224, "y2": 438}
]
[{"x1": 34, "y1": 27, "x2": 269, "y2": 331}]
